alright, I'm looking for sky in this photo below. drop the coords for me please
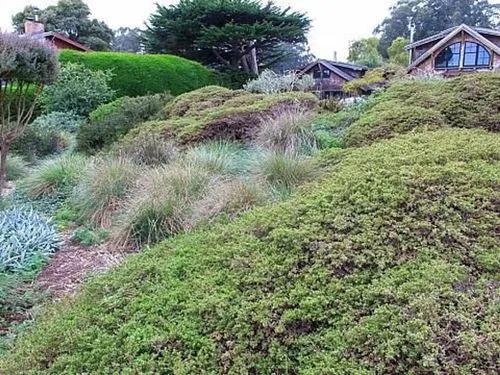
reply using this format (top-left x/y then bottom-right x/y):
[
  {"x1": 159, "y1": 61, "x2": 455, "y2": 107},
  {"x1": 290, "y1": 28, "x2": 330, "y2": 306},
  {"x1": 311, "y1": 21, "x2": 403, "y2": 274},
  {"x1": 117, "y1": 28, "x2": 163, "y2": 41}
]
[{"x1": 1, "y1": 0, "x2": 401, "y2": 60}]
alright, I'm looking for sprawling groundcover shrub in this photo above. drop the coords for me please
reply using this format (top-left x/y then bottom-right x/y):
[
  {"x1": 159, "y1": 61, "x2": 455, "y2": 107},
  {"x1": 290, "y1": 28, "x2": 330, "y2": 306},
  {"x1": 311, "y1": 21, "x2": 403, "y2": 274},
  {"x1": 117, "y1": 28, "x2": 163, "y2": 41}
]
[
  {"x1": 0, "y1": 209, "x2": 58, "y2": 272},
  {"x1": 2, "y1": 128, "x2": 498, "y2": 373},
  {"x1": 344, "y1": 72, "x2": 500, "y2": 146},
  {"x1": 123, "y1": 86, "x2": 318, "y2": 145},
  {"x1": 59, "y1": 50, "x2": 215, "y2": 97},
  {"x1": 76, "y1": 94, "x2": 170, "y2": 153}
]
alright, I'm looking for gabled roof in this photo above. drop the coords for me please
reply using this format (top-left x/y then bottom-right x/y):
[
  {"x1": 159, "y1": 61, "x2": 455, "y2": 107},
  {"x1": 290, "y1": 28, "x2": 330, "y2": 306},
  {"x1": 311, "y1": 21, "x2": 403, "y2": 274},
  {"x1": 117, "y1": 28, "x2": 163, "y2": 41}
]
[
  {"x1": 405, "y1": 25, "x2": 500, "y2": 50},
  {"x1": 407, "y1": 24, "x2": 500, "y2": 71},
  {"x1": 299, "y1": 59, "x2": 367, "y2": 82},
  {"x1": 32, "y1": 31, "x2": 90, "y2": 52}
]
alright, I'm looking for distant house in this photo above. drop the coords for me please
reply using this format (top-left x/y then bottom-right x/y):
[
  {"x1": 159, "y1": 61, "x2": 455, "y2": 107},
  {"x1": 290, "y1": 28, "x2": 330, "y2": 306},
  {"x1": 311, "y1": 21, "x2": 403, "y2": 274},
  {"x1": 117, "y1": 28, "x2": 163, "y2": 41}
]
[
  {"x1": 298, "y1": 59, "x2": 368, "y2": 98},
  {"x1": 406, "y1": 24, "x2": 500, "y2": 75},
  {"x1": 24, "y1": 18, "x2": 90, "y2": 52}
]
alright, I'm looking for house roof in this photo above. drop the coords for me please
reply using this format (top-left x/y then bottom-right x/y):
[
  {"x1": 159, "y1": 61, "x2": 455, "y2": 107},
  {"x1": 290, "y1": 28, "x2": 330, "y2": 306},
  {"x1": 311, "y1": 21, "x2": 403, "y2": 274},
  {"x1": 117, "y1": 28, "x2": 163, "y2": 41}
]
[
  {"x1": 405, "y1": 24, "x2": 500, "y2": 50},
  {"x1": 32, "y1": 31, "x2": 90, "y2": 52},
  {"x1": 299, "y1": 59, "x2": 367, "y2": 82},
  {"x1": 407, "y1": 24, "x2": 500, "y2": 71}
]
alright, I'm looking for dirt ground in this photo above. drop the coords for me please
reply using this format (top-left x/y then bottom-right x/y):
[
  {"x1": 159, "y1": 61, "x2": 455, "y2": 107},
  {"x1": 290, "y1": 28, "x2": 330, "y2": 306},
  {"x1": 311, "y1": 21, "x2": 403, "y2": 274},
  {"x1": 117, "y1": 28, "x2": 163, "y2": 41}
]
[{"x1": 36, "y1": 231, "x2": 130, "y2": 298}]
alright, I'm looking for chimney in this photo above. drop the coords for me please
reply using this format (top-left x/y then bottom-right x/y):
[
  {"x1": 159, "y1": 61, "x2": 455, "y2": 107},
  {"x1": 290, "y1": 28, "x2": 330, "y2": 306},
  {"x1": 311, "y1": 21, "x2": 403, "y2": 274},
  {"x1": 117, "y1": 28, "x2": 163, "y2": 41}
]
[
  {"x1": 24, "y1": 17, "x2": 45, "y2": 35},
  {"x1": 333, "y1": 51, "x2": 338, "y2": 62}
]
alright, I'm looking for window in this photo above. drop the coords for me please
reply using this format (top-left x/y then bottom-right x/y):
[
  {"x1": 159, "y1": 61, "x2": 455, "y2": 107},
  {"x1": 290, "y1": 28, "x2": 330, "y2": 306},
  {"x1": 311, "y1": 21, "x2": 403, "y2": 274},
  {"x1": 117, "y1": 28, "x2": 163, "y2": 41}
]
[
  {"x1": 322, "y1": 69, "x2": 331, "y2": 78},
  {"x1": 464, "y1": 42, "x2": 490, "y2": 67},
  {"x1": 435, "y1": 43, "x2": 461, "y2": 68},
  {"x1": 312, "y1": 67, "x2": 321, "y2": 79}
]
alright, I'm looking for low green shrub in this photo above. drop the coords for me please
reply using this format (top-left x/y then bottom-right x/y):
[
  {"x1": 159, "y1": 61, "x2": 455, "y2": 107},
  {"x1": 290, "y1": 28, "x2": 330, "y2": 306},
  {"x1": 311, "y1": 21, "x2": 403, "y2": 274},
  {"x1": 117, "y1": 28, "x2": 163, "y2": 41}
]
[
  {"x1": 0, "y1": 272, "x2": 46, "y2": 355},
  {"x1": 0, "y1": 208, "x2": 58, "y2": 273},
  {"x1": 76, "y1": 94, "x2": 170, "y2": 153},
  {"x1": 12, "y1": 118, "x2": 70, "y2": 161},
  {"x1": 71, "y1": 157, "x2": 139, "y2": 228},
  {"x1": 72, "y1": 227, "x2": 109, "y2": 247},
  {"x1": 40, "y1": 63, "x2": 115, "y2": 117},
  {"x1": 344, "y1": 72, "x2": 500, "y2": 146},
  {"x1": 33, "y1": 111, "x2": 83, "y2": 132},
  {"x1": 59, "y1": 50, "x2": 215, "y2": 97},
  {"x1": 3, "y1": 129, "x2": 498, "y2": 373},
  {"x1": 345, "y1": 101, "x2": 446, "y2": 146},
  {"x1": 312, "y1": 99, "x2": 372, "y2": 141},
  {"x1": 21, "y1": 155, "x2": 87, "y2": 199}
]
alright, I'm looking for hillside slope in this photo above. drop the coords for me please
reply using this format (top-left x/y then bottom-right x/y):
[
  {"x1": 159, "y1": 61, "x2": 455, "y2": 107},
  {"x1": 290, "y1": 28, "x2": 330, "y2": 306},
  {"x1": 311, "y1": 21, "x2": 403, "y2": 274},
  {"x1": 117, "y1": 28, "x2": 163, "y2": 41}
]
[{"x1": 1, "y1": 128, "x2": 498, "y2": 374}]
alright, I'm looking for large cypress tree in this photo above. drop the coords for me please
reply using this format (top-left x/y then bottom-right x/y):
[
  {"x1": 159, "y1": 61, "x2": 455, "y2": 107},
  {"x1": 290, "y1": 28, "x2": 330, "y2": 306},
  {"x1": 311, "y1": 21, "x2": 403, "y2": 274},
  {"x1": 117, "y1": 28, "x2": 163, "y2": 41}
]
[{"x1": 143, "y1": 0, "x2": 310, "y2": 75}]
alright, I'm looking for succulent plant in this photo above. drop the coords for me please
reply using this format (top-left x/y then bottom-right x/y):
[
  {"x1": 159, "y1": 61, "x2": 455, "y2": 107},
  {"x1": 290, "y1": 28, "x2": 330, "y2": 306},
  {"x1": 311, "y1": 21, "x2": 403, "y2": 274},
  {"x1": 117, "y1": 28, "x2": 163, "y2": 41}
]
[{"x1": 0, "y1": 208, "x2": 59, "y2": 272}]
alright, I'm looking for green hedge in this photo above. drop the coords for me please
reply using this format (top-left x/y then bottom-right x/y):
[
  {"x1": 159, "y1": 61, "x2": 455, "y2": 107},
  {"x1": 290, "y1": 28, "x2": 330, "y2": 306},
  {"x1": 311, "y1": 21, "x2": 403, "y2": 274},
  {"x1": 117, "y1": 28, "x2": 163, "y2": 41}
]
[{"x1": 59, "y1": 51, "x2": 215, "y2": 97}]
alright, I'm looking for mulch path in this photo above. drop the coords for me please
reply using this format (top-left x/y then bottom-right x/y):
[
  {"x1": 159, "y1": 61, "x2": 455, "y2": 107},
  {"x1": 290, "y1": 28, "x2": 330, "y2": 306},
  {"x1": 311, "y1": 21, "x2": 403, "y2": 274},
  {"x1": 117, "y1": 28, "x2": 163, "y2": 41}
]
[{"x1": 36, "y1": 231, "x2": 131, "y2": 298}]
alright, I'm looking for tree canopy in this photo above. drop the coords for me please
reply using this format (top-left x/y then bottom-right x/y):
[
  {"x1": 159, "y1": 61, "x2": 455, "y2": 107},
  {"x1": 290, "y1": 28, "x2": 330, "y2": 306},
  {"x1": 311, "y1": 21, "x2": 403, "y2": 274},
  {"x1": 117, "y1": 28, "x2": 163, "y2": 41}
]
[
  {"x1": 347, "y1": 37, "x2": 384, "y2": 68},
  {"x1": 375, "y1": 0, "x2": 499, "y2": 55},
  {"x1": 143, "y1": 0, "x2": 311, "y2": 75},
  {"x1": 387, "y1": 37, "x2": 410, "y2": 66},
  {"x1": 12, "y1": 0, "x2": 113, "y2": 51},
  {"x1": 112, "y1": 27, "x2": 143, "y2": 53}
]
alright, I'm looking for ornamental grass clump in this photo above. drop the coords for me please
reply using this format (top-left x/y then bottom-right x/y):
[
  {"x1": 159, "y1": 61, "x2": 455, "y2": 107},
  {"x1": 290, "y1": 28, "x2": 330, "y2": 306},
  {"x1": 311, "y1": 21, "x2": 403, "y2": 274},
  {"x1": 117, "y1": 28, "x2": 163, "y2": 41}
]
[
  {"x1": 114, "y1": 132, "x2": 178, "y2": 166},
  {"x1": 113, "y1": 161, "x2": 212, "y2": 247},
  {"x1": 252, "y1": 150, "x2": 317, "y2": 196},
  {"x1": 189, "y1": 178, "x2": 268, "y2": 226},
  {"x1": 21, "y1": 154, "x2": 87, "y2": 199},
  {"x1": 185, "y1": 141, "x2": 249, "y2": 175},
  {"x1": 6, "y1": 156, "x2": 28, "y2": 181},
  {"x1": 0, "y1": 208, "x2": 58, "y2": 272},
  {"x1": 256, "y1": 107, "x2": 318, "y2": 154},
  {"x1": 72, "y1": 157, "x2": 140, "y2": 228}
]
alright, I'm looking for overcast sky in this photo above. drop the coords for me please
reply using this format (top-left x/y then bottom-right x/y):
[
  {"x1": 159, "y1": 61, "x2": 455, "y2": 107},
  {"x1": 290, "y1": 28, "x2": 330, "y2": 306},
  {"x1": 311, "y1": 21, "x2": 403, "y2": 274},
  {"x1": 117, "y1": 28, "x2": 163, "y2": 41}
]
[{"x1": 1, "y1": 0, "x2": 498, "y2": 60}]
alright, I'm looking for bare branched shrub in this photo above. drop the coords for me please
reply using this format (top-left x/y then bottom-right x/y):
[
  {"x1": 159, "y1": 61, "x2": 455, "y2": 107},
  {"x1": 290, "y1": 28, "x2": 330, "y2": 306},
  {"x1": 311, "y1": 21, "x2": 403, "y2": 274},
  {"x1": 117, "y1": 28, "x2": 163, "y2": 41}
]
[
  {"x1": 244, "y1": 70, "x2": 315, "y2": 94},
  {"x1": 256, "y1": 107, "x2": 318, "y2": 154}
]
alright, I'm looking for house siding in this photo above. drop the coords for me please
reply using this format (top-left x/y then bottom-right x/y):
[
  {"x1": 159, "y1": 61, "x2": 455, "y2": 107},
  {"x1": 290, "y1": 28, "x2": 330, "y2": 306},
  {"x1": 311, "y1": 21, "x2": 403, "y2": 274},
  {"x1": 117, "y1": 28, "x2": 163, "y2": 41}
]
[{"x1": 409, "y1": 31, "x2": 500, "y2": 74}]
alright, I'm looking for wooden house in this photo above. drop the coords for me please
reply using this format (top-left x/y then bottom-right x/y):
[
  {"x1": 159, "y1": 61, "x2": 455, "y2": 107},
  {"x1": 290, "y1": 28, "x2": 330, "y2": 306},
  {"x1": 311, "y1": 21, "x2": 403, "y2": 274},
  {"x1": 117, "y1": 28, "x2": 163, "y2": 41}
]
[
  {"x1": 406, "y1": 24, "x2": 500, "y2": 75},
  {"x1": 24, "y1": 18, "x2": 90, "y2": 52},
  {"x1": 298, "y1": 60, "x2": 368, "y2": 98}
]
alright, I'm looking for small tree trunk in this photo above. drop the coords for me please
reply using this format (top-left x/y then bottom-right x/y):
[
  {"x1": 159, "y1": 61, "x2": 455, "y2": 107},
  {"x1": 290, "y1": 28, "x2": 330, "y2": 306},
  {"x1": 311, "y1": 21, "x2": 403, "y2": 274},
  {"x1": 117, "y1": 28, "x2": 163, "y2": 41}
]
[
  {"x1": 249, "y1": 47, "x2": 259, "y2": 76},
  {"x1": 241, "y1": 55, "x2": 250, "y2": 73},
  {"x1": 0, "y1": 141, "x2": 9, "y2": 195}
]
